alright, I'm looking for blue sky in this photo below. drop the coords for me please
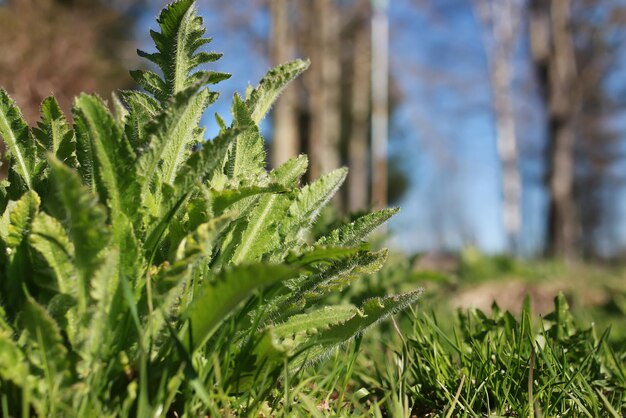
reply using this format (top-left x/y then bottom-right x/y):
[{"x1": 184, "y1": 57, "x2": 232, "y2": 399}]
[{"x1": 134, "y1": 0, "x2": 590, "y2": 256}]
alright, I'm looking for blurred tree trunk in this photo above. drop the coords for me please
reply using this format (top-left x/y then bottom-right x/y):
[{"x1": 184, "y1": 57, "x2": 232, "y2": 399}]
[
  {"x1": 347, "y1": 3, "x2": 371, "y2": 212},
  {"x1": 570, "y1": 0, "x2": 626, "y2": 258},
  {"x1": 269, "y1": 0, "x2": 299, "y2": 168},
  {"x1": 474, "y1": 0, "x2": 523, "y2": 251},
  {"x1": 530, "y1": 0, "x2": 579, "y2": 259},
  {"x1": 308, "y1": 0, "x2": 342, "y2": 186},
  {"x1": 370, "y1": 0, "x2": 389, "y2": 210}
]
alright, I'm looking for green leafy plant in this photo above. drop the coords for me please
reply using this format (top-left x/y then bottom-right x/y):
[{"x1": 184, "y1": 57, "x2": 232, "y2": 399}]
[{"x1": 0, "y1": 0, "x2": 419, "y2": 415}]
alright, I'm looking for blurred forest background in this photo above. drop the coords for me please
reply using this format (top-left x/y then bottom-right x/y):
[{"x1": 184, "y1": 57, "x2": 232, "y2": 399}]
[{"x1": 2, "y1": 0, "x2": 626, "y2": 262}]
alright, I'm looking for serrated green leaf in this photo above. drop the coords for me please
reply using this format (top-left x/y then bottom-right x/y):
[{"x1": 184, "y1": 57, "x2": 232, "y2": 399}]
[
  {"x1": 72, "y1": 105, "x2": 97, "y2": 191},
  {"x1": 136, "y1": 86, "x2": 214, "y2": 205},
  {"x1": 295, "y1": 291, "x2": 423, "y2": 366},
  {"x1": 317, "y1": 208, "x2": 399, "y2": 247},
  {"x1": 33, "y1": 96, "x2": 77, "y2": 168},
  {"x1": 0, "y1": 89, "x2": 39, "y2": 190},
  {"x1": 5, "y1": 190, "x2": 39, "y2": 248},
  {"x1": 83, "y1": 248, "x2": 120, "y2": 369},
  {"x1": 270, "y1": 154, "x2": 308, "y2": 187},
  {"x1": 160, "y1": 89, "x2": 216, "y2": 184},
  {"x1": 21, "y1": 294, "x2": 71, "y2": 390},
  {"x1": 111, "y1": 92, "x2": 129, "y2": 125},
  {"x1": 135, "y1": 0, "x2": 228, "y2": 102},
  {"x1": 270, "y1": 305, "x2": 358, "y2": 348},
  {"x1": 29, "y1": 212, "x2": 76, "y2": 296},
  {"x1": 251, "y1": 305, "x2": 359, "y2": 372},
  {"x1": 280, "y1": 168, "x2": 348, "y2": 251},
  {"x1": 226, "y1": 94, "x2": 267, "y2": 182},
  {"x1": 120, "y1": 90, "x2": 161, "y2": 148},
  {"x1": 176, "y1": 125, "x2": 241, "y2": 192},
  {"x1": 144, "y1": 188, "x2": 189, "y2": 263},
  {"x1": 73, "y1": 94, "x2": 138, "y2": 222},
  {"x1": 130, "y1": 69, "x2": 168, "y2": 102},
  {"x1": 286, "y1": 246, "x2": 367, "y2": 266},
  {"x1": 49, "y1": 156, "x2": 110, "y2": 312},
  {"x1": 271, "y1": 250, "x2": 388, "y2": 319},
  {"x1": 246, "y1": 59, "x2": 310, "y2": 124},
  {"x1": 182, "y1": 264, "x2": 299, "y2": 351},
  {"x1": 229, "y1": 192, "x2": 291, "y2": 265},
  {"x1": 210, "y1": 184, "x2": 288, "y2": 215},
  {"x1": 0, "y1": 328, "x2": 27, "y2": 386}
]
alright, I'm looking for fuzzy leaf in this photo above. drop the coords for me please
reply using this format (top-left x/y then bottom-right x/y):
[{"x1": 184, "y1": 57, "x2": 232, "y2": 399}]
[
  {"x1": 182, "y1": 264, "x2": 299, "y2": 351},
  {"x1": 160, "y1": 89, "x2": 216, "y2": 184},
  {"x1": 251, "y1": 305, "x2": 359, "y2": 370},
  {"x1": 270, "y1": 154, "x2": 308, "y2": 187},
  {"x1": 294, "y1": 291, "x2": 423, "y2": 366},
  {"x1": 111, "y1": 92, "x2": 129, "y2": 125},
  {"x1": 225, "y1": 94, "x2": 267, "y2": 182},
  {"x1": 72, "y1": 104, "x2": 97, "y2": 191},
  {"x1": 21, "y1": 294, "x2": 71, "y2": 387},
  {"x1": 33, "y1": 96, "x2": 77, "y2": 167},
  {"x1": 246, "y1": 59, "x2": 310, "y2": 124},
  {"x1": 73, "y1": 94, "x2": 137, "y2": 222},
  {"x1": 271, "y1": 305, "x2": 358, "y2": 342},
  {"x1": 130, "y1": 70, "x2": 168, "y2": 102},
  {"x1": 5, "y1": 190, "x2": 39, "y2": 248},
  {"x1": 225, "y1": 156, "x2": 310, "y2": 264},
  {"x1": 149, "y1": 126, "x2": 242, "y2": 249},
  {"x1": 317, "y1": 208, "x2": 399, "y2": 247},
  {"x1": 0, "y1": 329, "x2": 27, "y2": 386},
  {"x1": 286, "y1": 246, "x2": 367, "y2": 266},
  {"x1": 175, "y1": 125, "x2": 241, "y2": 192},
  {"x1": 49, "y1": 157, "x2": 110, "y2": 311},
  {"x1": 280, "y1": 168, "x2": 348, "y2": 251},
  {"x1": 29, "y1": 213, "x2": 76, "y2": 296},
  {"x1": 210, "y1": 183, "x2": 288, "y2": 215},
  {"x1": 0, "y1": 89, "x2": 39, "y2": 190},
  {"x1": 83, "y1": 248, "x2": 120, "y2": 368},
  {"x1": 136, "y1": 86, "x2": 214, "y2": 204},
  {"x1": 134, "y1": 0, "x2": 229, "y2": 102},
  {"x1": 272, "y1": 250, "x2": 388, "y2": 319},
  {"x1": 120, "y1": 90, "x2": 161, "y2": 148}
]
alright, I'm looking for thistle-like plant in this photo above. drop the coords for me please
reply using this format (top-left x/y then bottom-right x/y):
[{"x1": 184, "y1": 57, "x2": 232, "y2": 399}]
[{"x1": 0, "y1": 0, "x2": 420, "y2": 415}]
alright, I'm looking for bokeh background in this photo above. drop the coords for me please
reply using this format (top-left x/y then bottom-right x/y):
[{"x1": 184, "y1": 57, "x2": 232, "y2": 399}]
[{"x1": 2, "y1": 0, "x2": 626, "y2": 262}]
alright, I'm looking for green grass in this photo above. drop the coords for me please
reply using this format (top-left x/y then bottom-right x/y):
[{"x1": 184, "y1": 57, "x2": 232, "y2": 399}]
[
  {"x1": 276, "y1": 294, "x2": 625, "y2": 417},
  {"x1": 202, "y1": 290, "x2": 625, "y2": 417},
  {"x1": 172, "y1": 255, "x2": 625, "y2": 417},
  {"x1": 278, "y1": 252, "x2": 626, "y2": 417}
]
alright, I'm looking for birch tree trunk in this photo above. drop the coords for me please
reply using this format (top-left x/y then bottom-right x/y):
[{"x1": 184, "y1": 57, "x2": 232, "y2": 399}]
[
  {"x1": 370, "y1": 0, "x2": 389, "y2": 210},
  {"x1": 474, "y1": 0, "x2": 523, "y2": 251},
  {"x1": 269, "y1": 0, "x2": 299, "y2": 168},
  {"x1": 530, "y1": 0, "x2": 579, "y2": 259}
]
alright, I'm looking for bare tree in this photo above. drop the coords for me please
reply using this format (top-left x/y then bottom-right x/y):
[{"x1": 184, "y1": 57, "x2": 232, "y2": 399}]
[
  {"x1": 346, "y1": 2, "x2": 371, "y2": 212},
  {"x1": 269, "y1": 0, "x2": 300, "y2": 167},
  {"x1": 529, "y1": 0, "x2": 579, "y2": 259},
  {"x1": 370, "y1": 0, "x2": 389, "y2": 210},
  {"x1": 473, "y1": 0, "x2": 524, "y2": 251},
  {"x1": 209, "y1": 0, "x2": 398, "y2": 213},
  {"x1": 308, "y1": 0, "x2": 342, "y2": 184}
]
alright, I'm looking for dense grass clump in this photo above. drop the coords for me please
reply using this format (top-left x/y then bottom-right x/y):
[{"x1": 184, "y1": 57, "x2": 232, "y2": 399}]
[{"x1": 388, "y1": 294, "x2": 626, "y2": 417}]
